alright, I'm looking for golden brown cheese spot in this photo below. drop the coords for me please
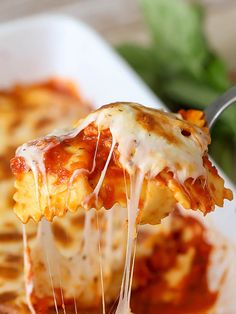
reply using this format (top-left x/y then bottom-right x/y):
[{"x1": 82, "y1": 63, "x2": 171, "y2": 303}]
[
  {"x1": 136, "y1": 109, "x2": 180, "y2": 145},
  {"x1": 70, "y1": 214, "x2": 85, "y2": 228},
  {"x1": 52, "y1": 222, "x2": 73, "y2": 247},
  {"x1": 2, "y1": 221, "x2": 16, "y2": 229},
  {"x1": 9, "y1": 116, "x2": 22, "y2": 130},
  {"x1": 0, "y1": 266, "x2": 21, "y2": 280},
  {"x1": 0, "y1": 232, "x2": 22, "y2": 242},
  {"x1": 35, "y1": 117, "x2": 54, "y2": 130},
  {"x1": 0, "y1": 156, "x2": 13, "y2": 180},
  {"x1": 1, "y1": 221, "x2": 17, "y2": 229},
  {"x1": 4, "y1": 254, "x2": 23, "y2": 264},
  {"x1": 0, "y1": 231, "x2": 36, "y2": 243},
  {"x1": 136, "y1": 110, "x2": 156, "y2": 132},
  {"x1": 0, "y1": 291, "x2": 18, "y2": 303},
  {"x1": 7, "y1": 192, "x2": 16, "y2": 209}
]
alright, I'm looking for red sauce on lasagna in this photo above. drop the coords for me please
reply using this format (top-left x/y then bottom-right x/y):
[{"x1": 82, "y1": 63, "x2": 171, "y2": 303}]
[{"x1": 131, "y1": 212, "x2": 218, "y2": 314}]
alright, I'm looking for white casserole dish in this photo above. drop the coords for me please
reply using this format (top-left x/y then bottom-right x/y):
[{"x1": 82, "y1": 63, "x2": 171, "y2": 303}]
[{"x1": 0, "y1": 13, "x2": 235, "y2": 313}]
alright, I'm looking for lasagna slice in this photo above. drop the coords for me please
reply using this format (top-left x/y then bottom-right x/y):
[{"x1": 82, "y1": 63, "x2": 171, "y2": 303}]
[{"x1": 11, "y1": 102, "x2": 232, "y2": 224}]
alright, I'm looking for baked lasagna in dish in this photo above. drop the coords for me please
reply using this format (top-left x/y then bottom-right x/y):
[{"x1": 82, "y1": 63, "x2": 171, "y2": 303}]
[{"x1": 0, "y1": 79, "x2": 90, "y2": 313}]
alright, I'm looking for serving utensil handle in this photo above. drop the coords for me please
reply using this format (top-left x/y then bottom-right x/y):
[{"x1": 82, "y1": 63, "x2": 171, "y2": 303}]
[{"x1": 205, "y1": 86, "x2": 236, "y2": 129}]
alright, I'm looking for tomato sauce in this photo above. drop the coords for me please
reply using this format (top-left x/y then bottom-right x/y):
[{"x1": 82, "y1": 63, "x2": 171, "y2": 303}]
[
  {"x1": 131, "y1": 212, "x2": 217, "y2": 314},
  {"x1": 11, "y1": 124, "x2": 126, "y2": 209},
  {"x1": 10, "y1": 156, "x2": 29, "y2": 178}
]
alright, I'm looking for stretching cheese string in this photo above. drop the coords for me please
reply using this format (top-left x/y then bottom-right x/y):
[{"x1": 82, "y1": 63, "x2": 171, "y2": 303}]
[
  {"x1": 39, "y1": 220, "x2": 59, "y2": 314},
  {"x1": 22, "y1": 225, "x2": 36, "y2": 314},
  {"x1": 116, "y1": 170, "x2": 144, "y2": 314}
]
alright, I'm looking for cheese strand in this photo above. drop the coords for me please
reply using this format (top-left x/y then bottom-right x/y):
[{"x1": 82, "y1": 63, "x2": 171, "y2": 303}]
[{"x1": 22, "y1": 225, "x2": 36, "y2": 314}]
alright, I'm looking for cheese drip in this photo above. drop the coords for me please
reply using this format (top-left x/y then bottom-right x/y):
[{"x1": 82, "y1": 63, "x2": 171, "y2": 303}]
[
  {"x1": 23, "y1": 206, "x2": 127, "y2": 311},
  {"x1": 116, "y1": 170, "x2": 144, "y2": 314},
  {"x1": 22, "y1": 225, "x2": 36, "y2": 314}
]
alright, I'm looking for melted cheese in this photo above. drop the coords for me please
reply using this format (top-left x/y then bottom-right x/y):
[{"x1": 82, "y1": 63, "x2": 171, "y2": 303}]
[
  {"x1": 12, "y1": 102, "x2": 224, "y2": 225},
  {"x1": 12, "y1": 102, "x2": 233, "y2": 313},
  {"x1": 22, "y1": 225, "x2": 36, "y2": 314},
  {"x1": 116, "y1": 171, "x2": 144, "y2": 314},
  {"x1": 23, "y1": 206, "x2": 127, "y2": 311},
  {"x1": 16, "y1": 103, "x2": 209, "y2": 187}
]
